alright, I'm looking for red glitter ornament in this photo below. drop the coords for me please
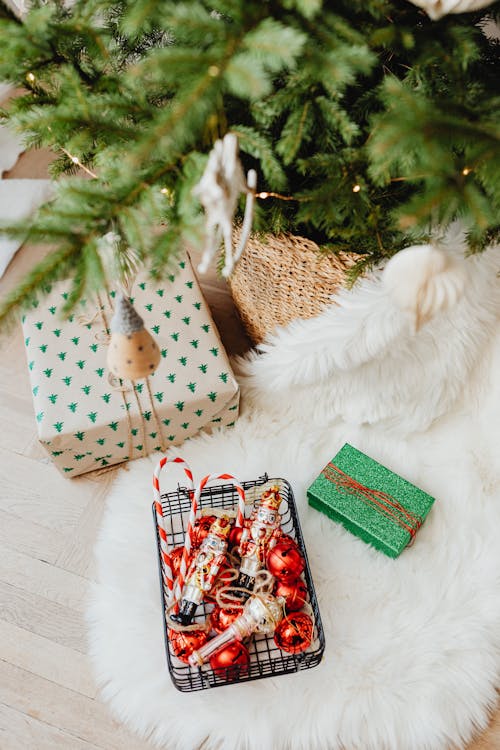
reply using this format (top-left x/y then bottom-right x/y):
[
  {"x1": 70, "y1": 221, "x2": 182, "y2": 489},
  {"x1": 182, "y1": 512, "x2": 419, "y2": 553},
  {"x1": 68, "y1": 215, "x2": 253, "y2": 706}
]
[
  {"x1": 274, "y1": 612, "x2": 313, "y2": 654},
  {"x1": 229, "y1": 525, "x2": 243, "y2": 550},
  {"x1": 168, "y1": 629, "x2": 208, "y2": 664},
  {"x1": 192, "y1": 515, "x2": 216, "y2": 551},
  {"x1": 210, "y1": 605, "x2": 243, "y2": 634},
  {"x1": 275, "y1": 578, "x2": 308, "y2": 612},
  {"x1": 170, "y1": 545, "x2": 185, "y2": 580},
  {"x1": 210, "y1": 641, "x2": 250, "y2": 678},
  {"x1": 280, "y1": 533, "x2": 300, "y2": 551},
  {"x1": 266, "y1": 538, "x2": 305, "y2": 583}
]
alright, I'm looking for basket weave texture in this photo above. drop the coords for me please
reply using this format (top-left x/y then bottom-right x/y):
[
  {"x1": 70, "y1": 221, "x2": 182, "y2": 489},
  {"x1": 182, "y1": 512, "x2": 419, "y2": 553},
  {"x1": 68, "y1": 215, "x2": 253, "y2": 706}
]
[{"x1": 228, "y1": 233, "x2": 357, "y2": 344}]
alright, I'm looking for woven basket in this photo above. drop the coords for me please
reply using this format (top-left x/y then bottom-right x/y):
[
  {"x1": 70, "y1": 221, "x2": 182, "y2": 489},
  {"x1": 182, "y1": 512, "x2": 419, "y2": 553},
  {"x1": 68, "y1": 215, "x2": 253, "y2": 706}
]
[{"x1": 228, "y1": 233, "x2": 357, "y2": 344}]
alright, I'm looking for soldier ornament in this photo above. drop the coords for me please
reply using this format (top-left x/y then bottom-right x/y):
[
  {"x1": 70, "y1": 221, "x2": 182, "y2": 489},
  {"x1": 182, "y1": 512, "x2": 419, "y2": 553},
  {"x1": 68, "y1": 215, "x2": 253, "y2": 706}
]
[
  {"x1": 170, "y1": 515, "x2": 233, "y2": 626},
  {"x1": 234, "y1": 485, "x2": 283, "y2": 600}
]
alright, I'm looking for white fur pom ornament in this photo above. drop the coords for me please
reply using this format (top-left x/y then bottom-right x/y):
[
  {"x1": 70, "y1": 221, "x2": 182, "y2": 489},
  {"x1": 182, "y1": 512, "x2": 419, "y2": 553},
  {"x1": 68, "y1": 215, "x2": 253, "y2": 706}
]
[
  {"x1": 106, "y1": 293, "x2": 161, "y2": 380},
  {"x1": 383, "y1": 244, "x2": 466, "y2": 331},
  {"x1": 406, "y1": 0, "x2": 495, "y2": 20}
]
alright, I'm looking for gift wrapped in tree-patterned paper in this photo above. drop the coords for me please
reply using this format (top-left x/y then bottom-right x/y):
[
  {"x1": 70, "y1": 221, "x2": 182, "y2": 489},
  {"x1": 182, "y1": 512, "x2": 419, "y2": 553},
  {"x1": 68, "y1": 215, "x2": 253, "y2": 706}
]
[
  {"x1": 22, "y1": 255, "x2": 239, "y2": 477},
  {"x1": 307, "y1": 443, "x2": 435, "y2": 557}
]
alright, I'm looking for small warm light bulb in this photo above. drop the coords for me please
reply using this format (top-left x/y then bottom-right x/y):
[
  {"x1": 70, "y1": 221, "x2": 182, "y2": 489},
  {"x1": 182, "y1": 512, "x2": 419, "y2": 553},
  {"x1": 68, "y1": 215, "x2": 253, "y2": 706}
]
[
  {"x1": 71, "y1": 155, "x2": 80, "y2": 165},
  {"x1": 26, "y1": 72, "x2": 35, "y2": 83},
  {"x1": 160, "y1": 187, "x2": 169, "y2": 194},
  {"x1": 257, "y1": 191, "x2": 269, "y2": 199},
  {"x1": 352, "y1": 184, "x2": 361, "y2": 193},
  {"x1": 208, "y1": 65, "x2": 220, "y2": 77},
  {"x1": 462, "y1": 167, "x2": 471, "y2": 176}
]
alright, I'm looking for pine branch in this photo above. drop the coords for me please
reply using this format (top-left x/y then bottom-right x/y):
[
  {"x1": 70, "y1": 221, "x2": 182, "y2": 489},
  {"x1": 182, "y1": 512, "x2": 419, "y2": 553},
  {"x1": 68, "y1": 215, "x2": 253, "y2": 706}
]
[
  {"x1": 0, "y1": 244, "x2": 79, "y2": 330},
  {"x1": 0, "y1": 0, "x2": 498, "y2": 316}
]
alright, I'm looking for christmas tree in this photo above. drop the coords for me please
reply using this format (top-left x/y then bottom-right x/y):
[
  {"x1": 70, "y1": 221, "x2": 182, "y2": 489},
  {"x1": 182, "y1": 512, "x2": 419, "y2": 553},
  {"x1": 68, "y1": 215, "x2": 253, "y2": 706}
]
[{"x1": 0, "y1": 0, "x2": 498, "y2": 324}]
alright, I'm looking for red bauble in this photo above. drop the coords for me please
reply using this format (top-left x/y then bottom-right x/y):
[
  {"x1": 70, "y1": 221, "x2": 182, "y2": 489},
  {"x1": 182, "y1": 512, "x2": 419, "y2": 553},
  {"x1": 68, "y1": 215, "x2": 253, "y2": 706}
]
[
  {"x1": 210, "y1": 641, "x2": 250, "y2": 679},
  {"x1": 229, "y1": 525, "x2": 243, "y2": 550},
  {"x1": 168, "y1": 628, "x2": 208, "y2": 664},
  {"x1": 266, "y1": 539, "x2": 305, "y2": 583},
  {"x1": 280, "y1": 533, "x2": 299, "y2": 550},
  {"x1": 170, "y1": 545, "x2": 185, "y2": 579},
  {"x1": 274, "y1": 612, "x2": 313, "y2": 654},
  {"x1": 192, "y1": 515, "x2": 216, "y2": 550},
  {"x1": 210, "y1": 605, "x2": 243, "y2": 634},
  {"x1": 275, "y1": 578, "x2": 308, "y2": 612}
]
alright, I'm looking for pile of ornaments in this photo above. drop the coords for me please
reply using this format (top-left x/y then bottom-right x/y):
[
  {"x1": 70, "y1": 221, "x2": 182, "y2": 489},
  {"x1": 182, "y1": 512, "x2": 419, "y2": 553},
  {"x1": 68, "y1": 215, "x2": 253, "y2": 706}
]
[{"x1": 166, "y1": 484, "x2": 315, "y2": 680}]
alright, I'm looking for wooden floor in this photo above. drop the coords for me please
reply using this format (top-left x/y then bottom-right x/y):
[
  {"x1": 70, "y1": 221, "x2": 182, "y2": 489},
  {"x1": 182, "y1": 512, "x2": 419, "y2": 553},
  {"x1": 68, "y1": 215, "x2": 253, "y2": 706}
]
[{"x1": 0, "y1": 147, "x2": 498, "y2": 749}]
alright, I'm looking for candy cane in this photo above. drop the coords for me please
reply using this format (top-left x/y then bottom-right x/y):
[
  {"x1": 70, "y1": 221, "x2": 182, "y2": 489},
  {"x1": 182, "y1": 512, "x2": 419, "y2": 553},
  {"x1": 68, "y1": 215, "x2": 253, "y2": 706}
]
[
  {"x1": 174, "y1": 472, "x2": 246, "y2": 601},
  {"x1": 153, "y1": 455, "x2": 194, "y2": 599}
]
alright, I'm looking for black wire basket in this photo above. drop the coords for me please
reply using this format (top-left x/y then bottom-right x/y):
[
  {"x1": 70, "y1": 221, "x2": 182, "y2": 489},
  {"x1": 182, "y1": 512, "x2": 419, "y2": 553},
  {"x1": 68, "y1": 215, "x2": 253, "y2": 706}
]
[{"x1": 153, "y1": 473, "x2": 325, "y2": 692}]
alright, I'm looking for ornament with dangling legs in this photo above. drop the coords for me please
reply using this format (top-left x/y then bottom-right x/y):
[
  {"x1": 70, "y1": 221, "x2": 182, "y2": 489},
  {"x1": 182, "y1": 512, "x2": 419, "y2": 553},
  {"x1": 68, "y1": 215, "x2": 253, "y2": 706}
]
[{"x1": 194, "y1": 132, "x2": 257, "y2": 278}]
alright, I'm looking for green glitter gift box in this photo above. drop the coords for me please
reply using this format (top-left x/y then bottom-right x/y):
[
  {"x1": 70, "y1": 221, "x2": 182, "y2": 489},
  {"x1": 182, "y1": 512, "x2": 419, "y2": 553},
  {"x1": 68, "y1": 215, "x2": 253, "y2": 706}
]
[{"x1": 307, "y1": 443, "x2": 435, "y2": 558}]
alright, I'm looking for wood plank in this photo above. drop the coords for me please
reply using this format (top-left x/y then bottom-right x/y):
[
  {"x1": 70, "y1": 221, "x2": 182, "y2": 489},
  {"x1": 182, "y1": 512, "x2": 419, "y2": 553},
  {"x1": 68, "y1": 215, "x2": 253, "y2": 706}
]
[
  {"x1": 0, "y1": 620, "x2": 97, "y2": 698},
  {"x1": 0, "y1": 390, "x2": 36, "y2": 454},
  {"x1": 0, "y1": 580, "x2": 87, "y2": 653},
  {"x1": 0, "y1": 546, "x2": 89, "y2": 612},
  {"x1": 13, "y1": 432, "x2": 48, "y2": 462},
  {"x1": 468, "y1": 700, "x2": 500, "y2": 749},
  {"x1": 0, "y1": 702, "x2": 101, "y2": 750},
  {"x1": 0, "y1": 242, "x2": 53, "y2": 300},
  {"x1": 4, "y1": 146, "x2": 54, "y2": 180},
  {"x1": 0, "y1": 452, "x2": 91, "y2": 534},
  {"x1": 56, "y1": 472, "x2": 117, "y2": 579},
  {"x1": 0, "y1": 661, "x2": 152, "y2": 750},
  {"x1": 0, "y1": 510, "x2": 64, "y2": 565},
  {"x1": 0, "y1": 326, "x2": 31, "y2": 375}
]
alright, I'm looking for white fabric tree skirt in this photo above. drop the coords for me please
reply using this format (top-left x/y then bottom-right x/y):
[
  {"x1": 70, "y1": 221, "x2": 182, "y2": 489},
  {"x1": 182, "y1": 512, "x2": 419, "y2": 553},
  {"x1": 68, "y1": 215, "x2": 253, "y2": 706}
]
[{"x1": 88, "y1": 320, "x2": 500, "y2": 750}]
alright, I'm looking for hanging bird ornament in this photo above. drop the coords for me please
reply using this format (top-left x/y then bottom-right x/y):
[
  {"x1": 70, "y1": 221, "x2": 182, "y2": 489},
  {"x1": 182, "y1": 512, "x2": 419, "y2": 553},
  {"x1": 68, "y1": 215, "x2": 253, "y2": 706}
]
[
  {"x1": 106, "y1": 293, "x2": 161, "y2": 381},
  {"x1": 193, "y1": 133, "x2": 257, "y2": 278}
]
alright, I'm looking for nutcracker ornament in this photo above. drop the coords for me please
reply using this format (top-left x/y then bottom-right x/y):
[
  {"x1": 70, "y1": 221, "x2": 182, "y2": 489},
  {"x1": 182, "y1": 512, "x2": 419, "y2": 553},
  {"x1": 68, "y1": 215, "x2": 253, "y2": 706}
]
[
  {"x1": 234, "y1": 485, "x2": 283, "y2": 600},
  {"x1": 170, "y1": 515, "x2": 233, "y2": 626}
]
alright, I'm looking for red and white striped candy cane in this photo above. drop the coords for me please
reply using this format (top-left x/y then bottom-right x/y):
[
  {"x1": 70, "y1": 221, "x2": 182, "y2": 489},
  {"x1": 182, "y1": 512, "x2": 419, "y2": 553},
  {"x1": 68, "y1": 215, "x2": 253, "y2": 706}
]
[
  {"x1": 174, "y1": 472, "x2": 246, "y2": 601},
  {"x1": 153, "y1": 455, "x2": 194, "y2": 600}
]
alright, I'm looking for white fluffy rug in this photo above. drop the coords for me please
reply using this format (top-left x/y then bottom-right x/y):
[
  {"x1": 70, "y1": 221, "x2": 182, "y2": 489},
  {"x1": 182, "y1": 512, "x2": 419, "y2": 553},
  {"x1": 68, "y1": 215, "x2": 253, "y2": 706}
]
[{"x1": 88, "y1": 244, "x2": 500, "y2": 750}]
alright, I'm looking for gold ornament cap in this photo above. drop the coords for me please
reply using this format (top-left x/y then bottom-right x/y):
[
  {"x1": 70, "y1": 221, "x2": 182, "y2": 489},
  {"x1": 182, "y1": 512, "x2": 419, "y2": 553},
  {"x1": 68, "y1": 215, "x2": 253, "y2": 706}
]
[
  {"x1": 259, "y1": 486, "x2": 282, "y2": 512},
  {"x1": 208, "y1": 515, "x2": 233, "y2": 539}
]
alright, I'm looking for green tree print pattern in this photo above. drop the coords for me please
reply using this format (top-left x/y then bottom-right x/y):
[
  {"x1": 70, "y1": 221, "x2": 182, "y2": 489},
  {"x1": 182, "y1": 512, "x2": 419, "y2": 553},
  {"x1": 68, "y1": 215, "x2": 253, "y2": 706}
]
[{"x1": 22, "y1": 256, "x2": 239, "y2": 477}]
